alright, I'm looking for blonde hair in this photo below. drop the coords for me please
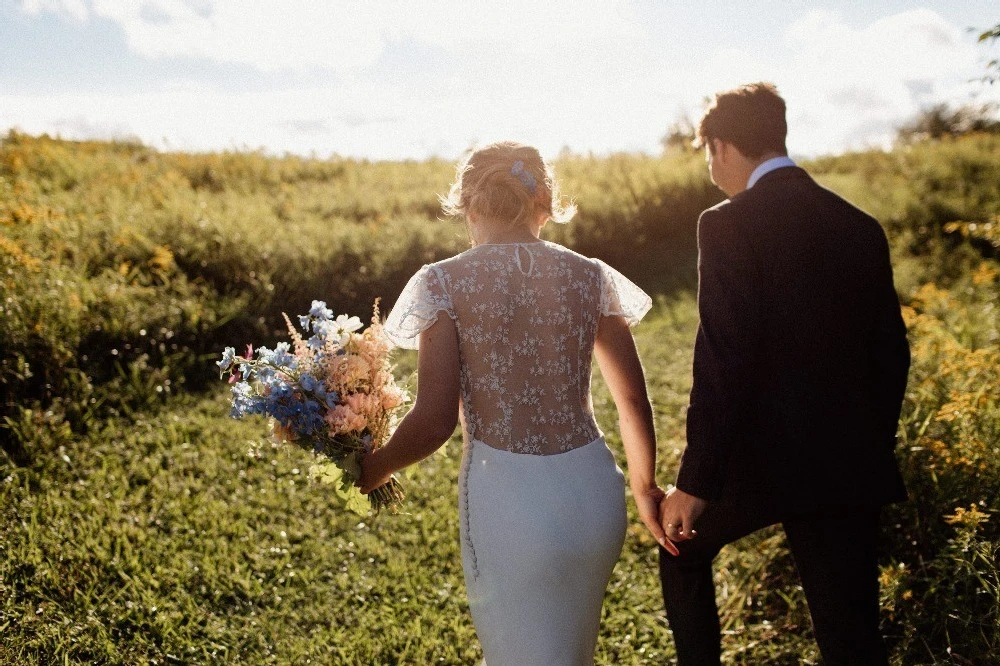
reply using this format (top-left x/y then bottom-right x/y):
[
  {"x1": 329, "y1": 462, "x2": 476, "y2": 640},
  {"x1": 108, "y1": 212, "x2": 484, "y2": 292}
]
[{"x1": 440, "y1": 142, "x2": 575, "y2": 235}]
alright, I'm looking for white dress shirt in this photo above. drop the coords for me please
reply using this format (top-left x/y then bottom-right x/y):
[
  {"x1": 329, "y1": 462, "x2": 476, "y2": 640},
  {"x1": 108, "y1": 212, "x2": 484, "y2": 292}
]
[{"x1": 746, "y1": 156, "x2": 797, "y2": 190}]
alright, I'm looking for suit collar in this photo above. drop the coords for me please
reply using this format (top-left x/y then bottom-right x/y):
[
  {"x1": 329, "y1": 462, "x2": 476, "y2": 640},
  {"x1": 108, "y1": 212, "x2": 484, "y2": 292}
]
[
  {"x1": 753, "y1": 165, "x2": 811, "y2": 187},
  {"x1": 728, "y1": 166, "x2": 811, "y2": 205}
]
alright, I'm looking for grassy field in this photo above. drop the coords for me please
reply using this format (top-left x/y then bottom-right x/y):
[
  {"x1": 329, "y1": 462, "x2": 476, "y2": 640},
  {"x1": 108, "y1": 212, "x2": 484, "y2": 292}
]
[
  {"x1": 2, "y1": 132, "x2": 999, "y2": 664},
  {"x1": 0, "y1": 298, "x2": 715, "y2": 665}
]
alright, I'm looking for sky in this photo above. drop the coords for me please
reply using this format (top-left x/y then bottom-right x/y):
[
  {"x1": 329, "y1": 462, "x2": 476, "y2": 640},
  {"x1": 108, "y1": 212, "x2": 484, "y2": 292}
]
[{"x1": 1, "y1": 1, "x2": 998, "y2": 160}]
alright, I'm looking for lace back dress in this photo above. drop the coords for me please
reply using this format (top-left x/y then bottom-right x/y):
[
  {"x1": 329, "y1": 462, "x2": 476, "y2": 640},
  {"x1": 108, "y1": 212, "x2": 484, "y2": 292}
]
[{"x1": 385, "y1": 241, "x2": 651, "y2": 666}]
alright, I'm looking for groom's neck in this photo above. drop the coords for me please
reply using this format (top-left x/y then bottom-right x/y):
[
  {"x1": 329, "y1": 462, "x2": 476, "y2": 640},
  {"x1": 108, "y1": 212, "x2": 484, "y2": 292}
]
[{"x1": 734, "y1": 151, "x2": 789, "y2": 195}]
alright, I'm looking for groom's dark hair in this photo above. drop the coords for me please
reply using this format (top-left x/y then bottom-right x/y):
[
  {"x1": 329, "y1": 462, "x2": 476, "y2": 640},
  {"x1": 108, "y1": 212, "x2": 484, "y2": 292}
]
[{"x1": 696, "y1": 82, "x2": 788, "y2": 159}]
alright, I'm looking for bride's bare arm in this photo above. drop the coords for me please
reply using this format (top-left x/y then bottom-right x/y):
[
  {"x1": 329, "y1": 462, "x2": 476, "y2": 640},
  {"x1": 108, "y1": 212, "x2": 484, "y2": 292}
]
[
  {"x1": 594, "y1": 314, "x2": 675, "y2": 553},
  {"x1": 358, "y1": 315, "x2": 461, "y2": 493}
]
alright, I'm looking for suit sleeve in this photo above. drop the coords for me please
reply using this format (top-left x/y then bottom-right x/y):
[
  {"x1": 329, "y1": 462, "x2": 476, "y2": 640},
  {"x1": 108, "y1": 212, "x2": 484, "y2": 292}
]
[
  {"x1": 870, "y1": 226, "x2": 910, "y2": 448},
  {"x1": 676, "y1": 208, "x2": 759, "y2": 501}
]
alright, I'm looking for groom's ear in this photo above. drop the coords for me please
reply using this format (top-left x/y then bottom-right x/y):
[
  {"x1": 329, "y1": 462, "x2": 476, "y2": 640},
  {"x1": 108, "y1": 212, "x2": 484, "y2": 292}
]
[
  {"x1": 709, "y1": 138, "x2": 728, "y2": 161},
  {"x1": 713, "y1": 139, "x2": 748, "y2": 165}
]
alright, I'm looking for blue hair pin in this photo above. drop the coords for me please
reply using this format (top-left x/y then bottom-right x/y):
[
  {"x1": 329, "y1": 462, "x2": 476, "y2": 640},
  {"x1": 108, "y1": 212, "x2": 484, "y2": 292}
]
[{"x1": 511, "y1": 160, "x2": 537, "y2": 193}]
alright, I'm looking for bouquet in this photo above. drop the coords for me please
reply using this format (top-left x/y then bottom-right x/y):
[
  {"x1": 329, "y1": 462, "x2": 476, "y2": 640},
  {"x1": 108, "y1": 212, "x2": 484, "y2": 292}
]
[{"x1": 217, "y1": 300, "x2": 408, "y2": 514}]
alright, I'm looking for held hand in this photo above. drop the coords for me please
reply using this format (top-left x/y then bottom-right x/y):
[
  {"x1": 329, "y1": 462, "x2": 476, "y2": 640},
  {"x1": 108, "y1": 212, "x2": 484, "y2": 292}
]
[
  {"x1": 659, "y1": 486, "x2": 708, "y2": 551},
  {"x1": 634, "y1": 485, "x2": 680, "y2": 556},
  {"x1": 357, "y1": 449, "x2": 393, "y2": 495}
]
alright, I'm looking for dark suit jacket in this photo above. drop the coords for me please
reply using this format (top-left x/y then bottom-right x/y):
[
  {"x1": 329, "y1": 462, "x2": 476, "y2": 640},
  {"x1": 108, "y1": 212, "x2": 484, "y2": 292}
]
[{"x1": 677, "y1": 166, "x2": 909, "y2": 515}]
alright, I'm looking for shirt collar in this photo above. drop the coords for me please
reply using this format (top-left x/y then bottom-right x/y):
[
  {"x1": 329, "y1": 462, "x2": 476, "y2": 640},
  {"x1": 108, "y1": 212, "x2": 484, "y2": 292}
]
[{"x1": 746, "y1": 156, "x2": 797, "y2": 190}]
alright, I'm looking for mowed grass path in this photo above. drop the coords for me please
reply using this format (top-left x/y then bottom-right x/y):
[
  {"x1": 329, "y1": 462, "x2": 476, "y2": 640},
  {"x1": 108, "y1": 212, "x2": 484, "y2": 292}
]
[{"x1": 1, "y1": 298, "x2": 816, "y2": 665}]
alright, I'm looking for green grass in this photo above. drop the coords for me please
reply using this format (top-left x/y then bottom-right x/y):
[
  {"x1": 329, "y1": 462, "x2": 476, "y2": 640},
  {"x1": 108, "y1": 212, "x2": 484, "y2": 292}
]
[
  {"x1": 0, "y1": 294, "x2": 854, "y2": 664},
  {"x1": 7, "y1": 282, "x2": 995, "y2": 664},
  {"x1": 3, "y1": 296, "x2": 824, "y2": 665},
  {"x1": 0, "y1": 297, "x2": 701, "y2": 665}
]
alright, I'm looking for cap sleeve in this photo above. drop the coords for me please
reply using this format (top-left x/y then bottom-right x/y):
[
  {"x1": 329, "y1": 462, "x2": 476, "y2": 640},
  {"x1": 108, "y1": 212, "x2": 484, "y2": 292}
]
[
  {"x1": 384, "y1": 265, "x2": 455, "y2": 349},
  {"x1": 597, "y1": 259, "x2": 652, "y2": 326}
]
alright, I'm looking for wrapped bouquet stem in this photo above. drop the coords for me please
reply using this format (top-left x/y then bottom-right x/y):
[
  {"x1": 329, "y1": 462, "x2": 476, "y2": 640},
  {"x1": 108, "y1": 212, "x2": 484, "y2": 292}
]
[{"x1": 218, "y1": 300, "x2": 408, "y2": 514}]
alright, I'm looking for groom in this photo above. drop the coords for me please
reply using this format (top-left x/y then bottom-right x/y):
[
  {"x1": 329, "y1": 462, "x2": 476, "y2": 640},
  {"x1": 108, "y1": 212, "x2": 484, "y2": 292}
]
[{"x1": 658, "y1": 82, "x2": 910, "y2": 665}]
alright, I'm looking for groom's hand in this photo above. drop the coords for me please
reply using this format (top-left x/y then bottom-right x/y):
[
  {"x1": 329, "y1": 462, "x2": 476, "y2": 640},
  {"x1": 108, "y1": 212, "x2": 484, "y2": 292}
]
[{"x1": 659, "y1": 486, "x2": 708, "y2": 550}]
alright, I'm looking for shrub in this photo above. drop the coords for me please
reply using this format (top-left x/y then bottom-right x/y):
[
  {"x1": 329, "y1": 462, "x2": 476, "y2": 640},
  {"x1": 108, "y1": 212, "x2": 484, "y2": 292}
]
[{"x1": 881, "y1": 266, "x2": 1000, "y2": 663}]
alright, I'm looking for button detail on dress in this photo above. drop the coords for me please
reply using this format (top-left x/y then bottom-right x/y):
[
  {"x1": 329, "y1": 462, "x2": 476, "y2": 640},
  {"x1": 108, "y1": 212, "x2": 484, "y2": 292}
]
[{"x1": 513, "y1": 244, "x2": 535, "y2": 277}]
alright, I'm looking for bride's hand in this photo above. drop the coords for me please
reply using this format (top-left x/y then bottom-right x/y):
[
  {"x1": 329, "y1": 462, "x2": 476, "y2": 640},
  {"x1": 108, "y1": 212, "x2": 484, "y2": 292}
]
[
  {"x1": 357, "y1": 449, "x2": 392, "y2": 494},
  {"x1": 634, "y1": 485, "x2": 679, "y2": 556}
]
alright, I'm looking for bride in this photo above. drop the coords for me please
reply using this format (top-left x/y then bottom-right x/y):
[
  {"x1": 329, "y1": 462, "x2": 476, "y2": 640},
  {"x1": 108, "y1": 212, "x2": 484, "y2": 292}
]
[{"x1": 358, "y1": 141, "x2": 674, "y2": 665}]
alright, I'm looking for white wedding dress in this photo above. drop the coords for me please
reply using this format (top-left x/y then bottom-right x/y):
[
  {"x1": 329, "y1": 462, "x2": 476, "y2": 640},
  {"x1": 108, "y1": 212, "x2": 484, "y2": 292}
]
[{"x1": 385, "y1": 240, "x2": 651, "y2": 666}]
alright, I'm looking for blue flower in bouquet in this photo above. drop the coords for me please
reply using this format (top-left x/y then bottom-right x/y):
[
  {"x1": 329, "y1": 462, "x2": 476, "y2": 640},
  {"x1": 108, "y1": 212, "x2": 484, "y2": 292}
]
[
  {"x1": 325, "y1": 391, "x2": 340, "y2": 409},
  {"x1": 298, "y1": 314, "x2": 311, "y2": 331},
  {"x1": 255, "y1": 364, "x2": 278, "y2": 384},
  {"x1": 257, "y1": 342, "x2": 297, "y2": 369},
  {"x1": 310, "y1": 300, "x2": 334, "y2": 320},
  {"x1": 299, "y1": 373, "x2": 322, "y2": 394},
  {"x1": 268, "y1": 395, "x2": 324, "y2": 437},
  {"x1": 299, "y1": 399, "x2": 325, "y2": 435},
  {"x1": 267, "y1": 397, "x2": 298, "y2": 426},
  {"x1": 217, "y1": 346, "x2": 237, "y2": 373},
  {"x1": 230, "y1": 381, "x2": 265, "y2": 418},
  {"x1": 312, "y1": 319, "x2": 333, "y2": 339},
  {"x1": 271, "y1": 342, "x2": 296, "y2": 368},
  {"x1": 268, "y1": 382, "x2": 294, "y2": 401}
]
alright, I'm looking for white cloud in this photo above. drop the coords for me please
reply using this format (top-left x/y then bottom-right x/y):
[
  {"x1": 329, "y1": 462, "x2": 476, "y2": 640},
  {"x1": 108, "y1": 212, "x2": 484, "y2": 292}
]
[
  {"x1": 20, "y1": 0, "x2": 641, "y2": 75},
  {"x1": 774, "y1": 8, "x2": 992, "y2": 153},
  {"x1": 784, "y1": 8, "x2": 968, "y2": 88},
  {"x1": 653, "y1": 8, "x2": 999, "y2": 156},
  {"x1": 9, "y1": 0, "x2": 653, "y2": 157},
  {"x1": 7, "y1": 3, "x2": 999, "y2": 159},
  {"x1": 21, "y1": 0, "x2": 89, "y2": 21}
]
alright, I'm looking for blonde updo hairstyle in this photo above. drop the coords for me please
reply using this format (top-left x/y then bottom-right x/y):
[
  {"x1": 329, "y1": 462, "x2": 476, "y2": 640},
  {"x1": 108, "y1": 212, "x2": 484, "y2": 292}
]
[{"x1": 441, "y1": 142, "x2": 575, "y2": 239}]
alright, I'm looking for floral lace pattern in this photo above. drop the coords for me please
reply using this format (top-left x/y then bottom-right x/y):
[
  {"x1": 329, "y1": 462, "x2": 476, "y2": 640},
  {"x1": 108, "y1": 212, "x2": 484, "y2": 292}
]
[{"x1": 385, "y1": 241, "x2": 651, "y2": 455}]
